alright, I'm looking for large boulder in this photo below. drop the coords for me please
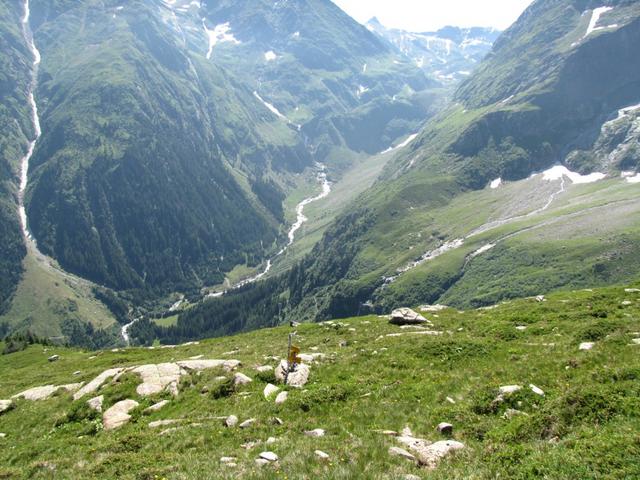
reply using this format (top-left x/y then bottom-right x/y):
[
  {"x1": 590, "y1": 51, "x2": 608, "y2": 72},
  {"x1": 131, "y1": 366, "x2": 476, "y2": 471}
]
[
  {"x1": 390, "y1": 308, "x2": 429, "y2": 326},
  {"x1": 103, "y1": 399, "x2": 139, "y2": 430},
  {"x1": 275, "y1": 360, "x2": 310, "y2": 387}
]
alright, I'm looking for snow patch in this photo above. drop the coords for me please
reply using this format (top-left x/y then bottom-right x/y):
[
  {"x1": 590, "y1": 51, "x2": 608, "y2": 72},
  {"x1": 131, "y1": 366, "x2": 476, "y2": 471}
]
[
  {"x1": 380, "y1": 133, "x2": 418, "y2": 155},
  {"x1": 583, "y1": 7, "x2": 617, "y2": 39},
  {"x1": 541, "y1": 165, "x2": 605, "y2": 184},
  {"x1": 627, "y1": 174, "x2": 640, "y2": 184},
  {"x1": 203, "y1": 21, "x2": 240, "y2": 60},
  {"x1": 490, "y1": 178, "x2": 502, "y2": 189},
  {"x1": 253, "y1": 91, "x2": 287, "y2": 121}
]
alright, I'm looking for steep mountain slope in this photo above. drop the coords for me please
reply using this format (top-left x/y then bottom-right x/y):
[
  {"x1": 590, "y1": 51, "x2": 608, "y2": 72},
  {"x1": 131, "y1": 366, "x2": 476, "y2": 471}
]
[
  {"x1": 0, "y1": 3, "x2": 31, "y2": 313},
  {"x1": 0, "y1": 0, "x2": 444, "y2": 342},
  {"x1": 148, "y1": 0, "x2": 640, "y2": 342},
  {"x1": 366, "y1": 18, "x2": 500, "y2": 85},
  {"x1": 198, "y1": 0, "x2": 439, "y2": 158},
  {"x1": 2, "y1": 285, "x2": 640, "y2": 478}
]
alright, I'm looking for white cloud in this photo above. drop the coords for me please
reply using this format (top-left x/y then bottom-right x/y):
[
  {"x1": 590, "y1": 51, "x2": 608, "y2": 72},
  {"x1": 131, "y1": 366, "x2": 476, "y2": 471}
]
[{"x1": 331, "y1": 0, "x2": 535, "y2": 32}]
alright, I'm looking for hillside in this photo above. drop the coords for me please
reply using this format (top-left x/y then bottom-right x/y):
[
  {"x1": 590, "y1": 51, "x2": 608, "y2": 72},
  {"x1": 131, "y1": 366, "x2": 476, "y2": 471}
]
[
  {"x1": 1, "y1": 285, "x2": 639, "y2": 478},
  {"x1": 160, "y1": 0, "x2": 640, "y2": 337},
  {"x1": 0, "y1": 0, "x2": 445, "y2": 341}
]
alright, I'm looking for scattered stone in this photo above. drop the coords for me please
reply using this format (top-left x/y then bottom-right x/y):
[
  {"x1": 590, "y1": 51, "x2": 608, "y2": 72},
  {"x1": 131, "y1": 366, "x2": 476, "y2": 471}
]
[
  {"x1": 516, "y1": 326, "x2": 527, "y2": 331},
  {"x1": 529, "y1": 384, "x2": 545, "y2": 396},
  {"x1": 255, "y1": 459, "x2": 270, "y2": 467},
  {"x1": 420, "y1": 304, "x2": 447, "y2": 312},
  {"x1": 305, "y1": 428, "x2": 326, "y2": 437},
  {"x1": 48, "y1": 355, "x2": 60, "y2": 362},
  {"x1": 625, "y1": 288, "x2": 640, "y2": 293},
  {"x1": 315, "y1": 450, "x2": 330, "y2": 460},
  {"x1": 579, "y1": 342, "x2": 595, "y2": 351},
  {"x1": 272, "y1": 417, "x2": 284, "y2": 425},
  {"x1": 233, "y1": 373, "x2": 253, "y2": 386},
  {"x1": 145, "y1": 400, "x2": 170, "y2": 413},
  {"x1": 0, "y1": 433, "x2": 5, "y2": 438},
  {"x1": 103, "y1": 399, "x2": 139, "y2": 430},
  {"x1": 225, "y1": 415, "x2": 238, "y2": 427},
  {"x1": 436, "y1": 423, "x2": 453, "y2": 435},
  {"x1": 632, "y1": 338, "x2": 640, "y2": 345},
  {"x1": 242, "y1": 441, "x2": 258, "y2": 450},
  {"x1": 264, "y1": 383, "x2": 280, "y2": 399},
  {"x1": 275, "y1": 361, "x2": 310, "y2": 387},
  {"x1": 240, "y1": 418, "x2": 256, "y2": 429},
  {"x1": 189, "y1": 355, "x2": 204, "y2": 360},
  {"x1": 389, "y1": 446, "x2": 417, "y2": 462},
  {"x1": 390, "y1": 308, "x2": 429, "y2": 326},
  {"x1": 160, "y1": 427, "x2": 180, "y2": 436},
  {"x1": 397, "y1": 434, "x2": 465, "y2": 469},
  {"x1": 220, "y1": 457, "x2": 236, "y2": 464},
  {"x1": 339, "y1": 340, "x2": 348, "y2": 348},
  {"x1": 621, "y1": 301, "x2": 633, "y2": 306},
  {"x1": 535, "y1": 295, "x2": 546, "y2": 302},
  {"x1": 374, "y1": 429, "x2": 398, "y2": 436},
  {"x1": 149, "y1": 419, "x2": 181, "y2": 429},
  {"x1": 446, "y1": 397, "x2": 456, "y2": 405},
  {"x1": 275, "y1": 391, "x2": 288, "y2": 405},
  {"x1": 87, "y1": 395, "x2": 104, "y2": 413},
  {"x1": 499, "y1": 385, "x2": 523, "y2": 395},
  {"x1": 259, "y1": 451, "x2": 279, "y2": 462},
  {"x1": 299, "y1": 353, "x2": 326, "y2": 363},
  {"x1": 256, "y1": 365, "x2": 274, "y2": 373},
  {"x1": 503, "y1": 409, "x2": 529, "y2": 420},
  {"x1": 404, "y1": 475, "x2": 421, "y2": 480},
  {"x1": 402, "y1": 426, "x2": 414, "y2": 437},
  {"x1": 0, "y1": 400, "x2": 13, "y2": 415},
  {"x1": 73, "y1": 371, "x2": 81, "y2": 376},
  {"x1": 266, "y1": 437, "x2": 277, "y2": 444}
]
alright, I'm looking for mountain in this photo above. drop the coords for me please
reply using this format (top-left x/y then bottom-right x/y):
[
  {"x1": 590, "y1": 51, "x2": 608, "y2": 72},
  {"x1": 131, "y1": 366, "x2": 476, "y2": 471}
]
[
  {"x1": 1, "y1": 285, "x2": 640, "y2": 478},
  {"x1": 145, "y1": 0, "x2": 640, "y2": 344},
  {"x1": 366, "y1": 17, "x2": 500, "y2": 85},
  {"x1": 0, "y1": 0, "x2": 442, "y2": 340}
]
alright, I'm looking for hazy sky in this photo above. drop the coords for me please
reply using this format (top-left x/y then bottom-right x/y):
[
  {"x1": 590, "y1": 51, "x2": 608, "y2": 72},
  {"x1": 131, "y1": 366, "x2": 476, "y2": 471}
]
[{"x1": 331, "y1": 0, "x2": 535, "y2": 32}]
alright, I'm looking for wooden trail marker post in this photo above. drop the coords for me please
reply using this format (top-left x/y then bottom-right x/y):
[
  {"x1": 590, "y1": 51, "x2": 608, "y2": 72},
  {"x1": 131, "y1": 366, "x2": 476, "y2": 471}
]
[{"x1": 285, "y1": 333, "x2": 302, "y2": 384}]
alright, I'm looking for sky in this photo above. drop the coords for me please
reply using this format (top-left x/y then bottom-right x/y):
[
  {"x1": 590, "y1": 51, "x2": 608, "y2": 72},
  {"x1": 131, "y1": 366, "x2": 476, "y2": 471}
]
[{"x1": 331, "y1": 0, "x2": 535, "y2": 32}]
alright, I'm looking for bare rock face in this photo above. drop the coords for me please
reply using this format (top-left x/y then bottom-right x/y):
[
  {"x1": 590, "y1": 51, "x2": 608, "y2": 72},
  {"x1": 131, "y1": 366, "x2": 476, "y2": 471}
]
[
  {"x1": 275, "y1": 361, "x2": 310, "y2": 387},
  {"x1": 389, "y1": 308, "x2": 429, "y2": 326},
  {"x1": 103, "y1": 400, "x2": 139, "y2": 430}
]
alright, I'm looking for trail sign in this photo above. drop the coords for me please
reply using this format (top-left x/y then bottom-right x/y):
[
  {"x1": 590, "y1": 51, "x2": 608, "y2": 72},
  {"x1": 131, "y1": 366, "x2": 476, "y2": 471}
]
[{"x1": 288, "y1": 345, "x2": 302, "y2": 365}]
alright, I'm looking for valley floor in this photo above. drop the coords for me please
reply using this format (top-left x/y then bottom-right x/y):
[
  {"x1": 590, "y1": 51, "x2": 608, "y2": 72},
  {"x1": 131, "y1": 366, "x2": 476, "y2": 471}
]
[{"x1": 1, "y1": 285, "x2": 639, "y2": 479}]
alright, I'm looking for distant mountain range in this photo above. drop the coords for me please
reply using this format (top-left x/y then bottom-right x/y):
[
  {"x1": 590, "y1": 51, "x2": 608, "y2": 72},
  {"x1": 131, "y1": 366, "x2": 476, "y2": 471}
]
[{"x1": 365, "y1": 17, "x2": 501, "y2": 85}]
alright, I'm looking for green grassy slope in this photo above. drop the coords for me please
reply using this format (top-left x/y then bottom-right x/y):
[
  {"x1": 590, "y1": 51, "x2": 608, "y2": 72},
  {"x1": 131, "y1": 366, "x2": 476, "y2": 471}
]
[{"x1": 1, "y1": 285, "x2": 639, "y2": 478}]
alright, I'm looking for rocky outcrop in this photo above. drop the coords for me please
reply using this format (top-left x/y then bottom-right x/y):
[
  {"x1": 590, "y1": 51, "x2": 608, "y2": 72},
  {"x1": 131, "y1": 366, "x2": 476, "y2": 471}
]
[
  {"x1": 87, "y1": 395, "x2": 104, "y2": 413},
  {"x1": 389, "y1": 308, "x2": 430, "y2": 326},
  {"x1": 396, "y1": 433, "x2": 465, "y2": 468},
  {"x1": 74, "y1": 368, "x2": 124, "y2": 400},
  {"x1": 13, "y1": 383, "x2": 83, "y2": 402},
  {"x1": 103, "y1": 400, "x2": 139, "y2": 430}
]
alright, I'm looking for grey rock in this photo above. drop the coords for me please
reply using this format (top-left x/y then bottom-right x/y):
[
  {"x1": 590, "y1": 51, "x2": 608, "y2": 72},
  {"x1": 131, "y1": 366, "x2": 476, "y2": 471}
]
[
  {"x1": 304, "y1": 428, "x2": 326, "y2": 437},
  {"x1": 389, "y1": 446, "x2": 417, "y2": 461},
  {"x1": 0, "y1": 400, "x2": 13, "y2": 415},
  {"x1": 315, "y1": 450, "x2": 330, "y2": 460},
  {"x1": 275, "y1": 391, "x2": 288, "y2": 405},
  {"x1": 436, "y1": 422, "x2": 453, "y2": 435},
  {"x1": 264, "y1": 383, "x2": 280, "y2": 399},
  {"x1": 87, "y1": 395, "x2": 104, "y2": 413},
  {"x1": 225, "y1": 415, "x2": 238, "y2": 427},
  {"x1": 275, "y1": 360, "x2": 310, "y2": 387},
  {"x1": 48, "y1": 355, "x2": 59, "y2": 362},
  {"x1": 255, "y1": 459, "x2": 270, "y2": 467},
  {"x1": 259, "y1": 451, "x2": 279, "y2": 462},
  {"x1": 239, "y1": 418, "x2": 256, "y2": 429},
  {"x1": 103, "y1": 399, "x2": 139, "y2": 430},
  {"x1": 233, "y1": 372, "x2": 253, "y2": 386},
  {"x1": 390, "y1": 308, "x2": 428, "y2": 326},
  {"x1": 145, "y1": 400, "x2": 170, "y2": 413}
]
